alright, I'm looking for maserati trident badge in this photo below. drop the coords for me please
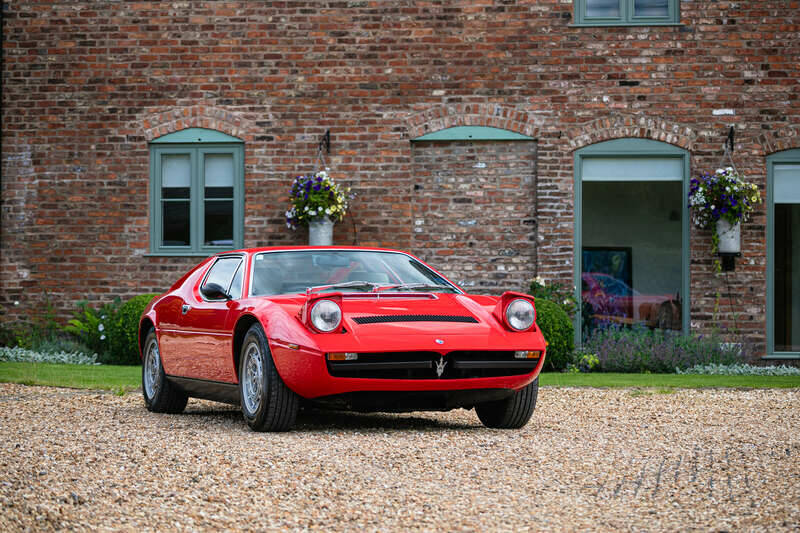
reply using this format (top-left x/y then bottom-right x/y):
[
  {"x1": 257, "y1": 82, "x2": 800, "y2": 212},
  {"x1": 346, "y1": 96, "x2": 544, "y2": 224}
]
[{"x1": 435, "y1": 356, "x2": 447, "y2": 378}]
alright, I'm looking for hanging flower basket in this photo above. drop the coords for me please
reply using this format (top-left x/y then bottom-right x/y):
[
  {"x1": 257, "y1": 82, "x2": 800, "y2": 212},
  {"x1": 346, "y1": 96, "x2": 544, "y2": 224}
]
[
  {"x1": 688, "y1": 166, "x2": 761, "y2": 255},
  {"x1": 285, "y1": 170, "x2": 349, "y2": 245}
]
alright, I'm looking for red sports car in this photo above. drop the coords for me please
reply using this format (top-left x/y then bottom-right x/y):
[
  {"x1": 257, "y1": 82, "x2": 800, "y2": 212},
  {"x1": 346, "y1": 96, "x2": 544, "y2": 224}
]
[{"x1": 139, "y1": 247, "x2": 546, "y2": 431}]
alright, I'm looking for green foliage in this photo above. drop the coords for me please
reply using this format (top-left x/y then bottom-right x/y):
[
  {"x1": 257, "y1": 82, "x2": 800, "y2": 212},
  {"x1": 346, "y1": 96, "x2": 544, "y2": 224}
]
[
  {"x1": 63, "y1": 294, "x2": 157, "y2": 365},
  {"x1": 63, "y1": 299, "x2": 122, "y2": 360},
  {"x1": 567, "y1": 351, "x2": 599, "y2": 374},
  {"x1": 0, "y1": 346, "x2": 98, "y2": 365},
  {"x1": 534, "y1": 298, "x2": 575, "y2": 371},
  {"x1": 109, "y1": 294, "x2": 159, "y2": 365},
  {"x1": 529, "y1": 277, "x2": 577, "y2": 318}
]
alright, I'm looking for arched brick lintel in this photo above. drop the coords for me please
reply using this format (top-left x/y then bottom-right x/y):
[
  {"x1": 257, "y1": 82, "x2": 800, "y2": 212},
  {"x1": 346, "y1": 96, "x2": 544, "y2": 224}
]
[
  {"x1": 406, "y1": 104, "x2": 542, "y2": 140},
  {"x1": 138, "y1": 104, "x2": 259, "y2": 142},
  {"x1": 759, "y1": 125, "x2": 800, "y2": 155},
  {"x1": 567, "y1": 113, "x2": 697, "y2": 152}
]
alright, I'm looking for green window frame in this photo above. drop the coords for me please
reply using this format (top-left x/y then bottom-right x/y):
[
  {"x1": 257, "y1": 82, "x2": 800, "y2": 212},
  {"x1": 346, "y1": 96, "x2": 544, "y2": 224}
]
[
  {"x1": 573, "y1": 138, "x2": 690, "y2": 346},
  {"x1": 149, "y1": 128, "x2": 244, "y2": 256},
  {"x1": 573, "y1": 0, "x2": 680, "y2": 26},
  {"x1": 766, "y1": 148, "x2": 800, "y2": 359}
]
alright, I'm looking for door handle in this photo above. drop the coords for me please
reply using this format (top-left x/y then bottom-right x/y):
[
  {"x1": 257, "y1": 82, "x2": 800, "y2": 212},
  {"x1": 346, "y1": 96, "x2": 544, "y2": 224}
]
[{"x1": 181, "y1": 304, "x2": 190, "y2": 315}]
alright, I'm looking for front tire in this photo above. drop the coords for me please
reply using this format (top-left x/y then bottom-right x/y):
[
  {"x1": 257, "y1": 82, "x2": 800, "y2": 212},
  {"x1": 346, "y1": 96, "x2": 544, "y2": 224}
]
[
  {"x1": 142, "y1": 328, "x2": 188, "y2": 414},
  {"x1": 475, "y1": 378, "x2": 538, "y2": 429},
  {"x1": 239, "y1": 324, "x2": 299, "y2": 432}
]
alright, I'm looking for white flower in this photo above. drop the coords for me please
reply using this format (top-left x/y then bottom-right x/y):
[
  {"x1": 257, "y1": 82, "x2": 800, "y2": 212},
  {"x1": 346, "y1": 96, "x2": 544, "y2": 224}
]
[
  {"x1": 100, "y1": 334, "x2": 106, "y2": 341},
  {"x1": 98, "y1": 324, "x2": 104, "y2": 332},
  {"x1": 325, "y1": 208, "x2": 332, "y2": 215},
  {"x1": 534, "y1": 275, "x2": 545, "y2": 286},
  {"x1": 309, "y1": 210, "x2": 316, "y2": 217}
]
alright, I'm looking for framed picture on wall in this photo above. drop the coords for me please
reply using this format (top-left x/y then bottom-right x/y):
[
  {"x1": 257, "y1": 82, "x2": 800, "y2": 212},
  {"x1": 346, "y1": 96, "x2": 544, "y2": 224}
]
[{"x1": 581, "y1": 247, "x2": 633, "y2": 287}]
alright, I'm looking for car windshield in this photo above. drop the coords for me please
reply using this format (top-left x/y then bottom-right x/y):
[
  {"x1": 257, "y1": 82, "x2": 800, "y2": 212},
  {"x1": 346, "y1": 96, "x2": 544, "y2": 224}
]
[{"x1": 249, "y1": 250, "x2": 460, "y2": 296}]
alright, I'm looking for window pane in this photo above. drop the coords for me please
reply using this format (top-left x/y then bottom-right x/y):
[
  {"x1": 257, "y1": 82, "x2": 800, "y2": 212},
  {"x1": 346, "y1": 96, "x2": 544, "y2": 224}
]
[
  {"x1": 775, "y1": 164, "x2": 800, "y2": 203},
  {"x1": 205, "y1": 200, "x2": 233, "y2": 246},
  {"x1": 586, "y1": 0, "x2": 620, "y2": 17},
  {"x1": 775, "y1": 203, "x2": 800, "y2": 352},
  {"x1": 582, "y1": 157, "x2": 682, "y2": 182},
  {"x1": 634, "y1": 0, "x2": 669, "y2": 17},
  {"x1": 205, "y1": 154, "x2": 234, "y2": 199},
  {"x1": 204, "y1": 257, "x2": 242, "y2": 293},
  {"x1": 162, "y1": 154, "x2": 191, "y2": 199},
  {"x1": 162, "y1": 201, "x2": 190, "y2": 246},
  {"x1": 229, "y1": 262, "x2": 244, "y2": 299},
  {"x1": 582, "y1": 181, "x2": 682, "y2": 333}
]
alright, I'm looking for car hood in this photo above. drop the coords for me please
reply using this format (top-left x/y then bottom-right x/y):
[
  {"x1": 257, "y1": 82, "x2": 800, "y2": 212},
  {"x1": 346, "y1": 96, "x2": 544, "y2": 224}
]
[
  {"x1": 261, "y1": 292, "x2": 500, "y2": 337},
  {"x1": 338, "y1": 293, "x2": 495, "y2": 336}
]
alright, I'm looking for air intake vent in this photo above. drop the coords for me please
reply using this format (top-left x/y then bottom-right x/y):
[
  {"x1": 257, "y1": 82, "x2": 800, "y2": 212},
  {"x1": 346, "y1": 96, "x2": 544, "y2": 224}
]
[{"x1": 352, "y1": 314, "x2": 478, "y2": 325}]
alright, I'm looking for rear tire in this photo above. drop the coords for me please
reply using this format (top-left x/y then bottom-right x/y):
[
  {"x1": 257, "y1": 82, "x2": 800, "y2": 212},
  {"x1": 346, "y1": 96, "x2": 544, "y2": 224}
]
[
  {"x1": 239, "y1": 323, "x2": 299, "y2": 432},
  {"x1": 476, "y1": 378, "x2": 538, "y2": 429},
  {"x1": 142, "y1": 328, "x2": 188, "y2": 414}
]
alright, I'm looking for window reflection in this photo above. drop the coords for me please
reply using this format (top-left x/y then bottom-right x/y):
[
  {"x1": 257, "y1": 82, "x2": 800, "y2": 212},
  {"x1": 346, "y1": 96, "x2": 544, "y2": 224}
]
[
  {"x1": 775, "y1": 204, "x2": 800, "y2": 352},
  {"x1": 634, "y1": 0, "x2": 669, "y2": 17},
  {"x1": 586, "y1": 0, "x2": 620, "y2": 17},
  {"x1": 582, "y1": 181, "x2": 682, "y2": 335}
]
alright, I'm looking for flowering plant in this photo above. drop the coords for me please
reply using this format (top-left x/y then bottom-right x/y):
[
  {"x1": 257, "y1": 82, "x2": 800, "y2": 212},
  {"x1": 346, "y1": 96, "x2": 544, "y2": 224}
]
[
  {"x1": 688, "y1": 167, "x2": 761, "y2": 229},
  {"x1": 285, "y1": 170, "x2": 349, "y2": 229}
]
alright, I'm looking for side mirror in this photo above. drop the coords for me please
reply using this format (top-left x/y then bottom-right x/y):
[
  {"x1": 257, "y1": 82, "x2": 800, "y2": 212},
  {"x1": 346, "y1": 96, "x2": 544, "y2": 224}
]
[{"x1": 201, "y1": 282, "x2": 232, "y2": 301}]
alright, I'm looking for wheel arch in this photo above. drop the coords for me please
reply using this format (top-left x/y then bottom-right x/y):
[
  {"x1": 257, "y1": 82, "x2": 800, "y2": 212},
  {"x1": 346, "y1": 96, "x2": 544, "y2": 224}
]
[
  {"x1": 138, "y1": 317, "x2": 155, "y2": 361},
  {"x1": 232, "y1": 314, "x2": 262, "y2": 382}
]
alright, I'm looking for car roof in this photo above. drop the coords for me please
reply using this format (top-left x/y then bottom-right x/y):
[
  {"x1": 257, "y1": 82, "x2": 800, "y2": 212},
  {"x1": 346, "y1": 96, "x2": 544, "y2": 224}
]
[{"x1": 218, "y1": 246, "x2": 407, "y2": 256}]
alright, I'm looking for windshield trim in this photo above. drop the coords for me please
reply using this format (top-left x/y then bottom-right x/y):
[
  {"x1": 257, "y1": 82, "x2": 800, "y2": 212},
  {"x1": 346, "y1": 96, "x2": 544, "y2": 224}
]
[{"x1": 247, "y1": 249, "x2": 462, "y2": 298}]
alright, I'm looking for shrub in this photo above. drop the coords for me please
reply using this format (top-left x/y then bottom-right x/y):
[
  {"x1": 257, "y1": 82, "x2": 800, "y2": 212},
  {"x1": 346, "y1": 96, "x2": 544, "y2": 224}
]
[
  {"x1": 582, "y1": 323, "x2": 747, "y2": 373},
  {"x1": 63, "y1": 294, "x2": 158, "y2": 365},
  {"x1": 677, "y1": 363, "x2": 800, "y2": 376},
  {"x1": 108, "y1": 294, "x2": 159, "y2": 365},
  {"x1": 535, "y1": 298, "x2": 574, "y2": 371},
  {"x1": 0, "y1": 346, "x2": 98, "y2": 365},
  {"x1": 529, "y1": 277, "x2": 577, "y2": 318},
  {"x1": 63, "y1": 299, "x2": 122, "y2": 359}
]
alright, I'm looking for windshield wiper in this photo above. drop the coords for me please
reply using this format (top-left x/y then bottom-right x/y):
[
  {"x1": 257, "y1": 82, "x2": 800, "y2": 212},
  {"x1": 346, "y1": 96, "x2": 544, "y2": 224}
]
[
  {"x1": 306, "y1": 281, "x2": 379, "y2": 294},
  {"x1": 374, "y1": 283, "x2": 456, "y2": 293}
]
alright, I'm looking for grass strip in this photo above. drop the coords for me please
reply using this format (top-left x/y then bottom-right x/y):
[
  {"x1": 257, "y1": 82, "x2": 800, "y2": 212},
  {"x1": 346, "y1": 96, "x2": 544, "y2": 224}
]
[
  {"x1": 1, "y1": 363, "x2": 799, "y2": 392},
  {"x1": 540, "y1": 372, "x2": 800, "y2": 389},
  {"x1": 0, "y1": 362, "x2": 141, "y2": 393}
]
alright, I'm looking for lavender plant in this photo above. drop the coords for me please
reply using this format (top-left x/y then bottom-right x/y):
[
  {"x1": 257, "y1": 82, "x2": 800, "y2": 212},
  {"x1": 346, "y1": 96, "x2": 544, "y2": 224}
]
[{"x1": 581, "y1": 324, "x2": 746, "y2": 373}]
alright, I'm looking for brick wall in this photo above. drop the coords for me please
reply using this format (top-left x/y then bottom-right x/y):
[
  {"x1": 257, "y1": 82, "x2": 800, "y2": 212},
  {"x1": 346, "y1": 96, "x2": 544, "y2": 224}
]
[
  {"x1": 2, "y1": 1, "x2": 799, "y2": 354},
  {"x1": 411, "y1": 140, "x2": 537, "y2": 292}
]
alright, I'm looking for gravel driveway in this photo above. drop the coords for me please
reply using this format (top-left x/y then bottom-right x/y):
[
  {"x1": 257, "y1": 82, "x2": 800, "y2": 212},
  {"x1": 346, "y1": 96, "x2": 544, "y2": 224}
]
[{"x1": 1, "y1": 382, "x2": 798, "y2": 531}]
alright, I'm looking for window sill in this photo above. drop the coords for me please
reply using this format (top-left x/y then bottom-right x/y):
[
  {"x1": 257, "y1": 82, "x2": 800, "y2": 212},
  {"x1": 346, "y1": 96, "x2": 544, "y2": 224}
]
[
  {"x1": 762, "y1": 353, "x2": 800, "y2": 360},
  {"x1": 144, "y1": 251, "x2": 228, "y2": 258},
  {"x1": 569, "y1": 22, "x2": 684, "y2": 28}
]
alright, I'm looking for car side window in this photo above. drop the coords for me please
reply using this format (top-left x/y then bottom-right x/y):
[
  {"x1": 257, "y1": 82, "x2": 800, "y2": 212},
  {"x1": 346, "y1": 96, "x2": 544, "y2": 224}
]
[
  {"x1": 202, "y1": 256, "x2": 243, "y2": 299},
  {"x1": 228, "y1": 261, "x2": 244, "y2": 299}
]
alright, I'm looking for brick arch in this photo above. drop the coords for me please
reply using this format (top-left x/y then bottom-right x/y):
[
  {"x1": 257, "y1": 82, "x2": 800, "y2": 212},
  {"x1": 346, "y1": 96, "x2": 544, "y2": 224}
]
[
  {"x1": 567, "y1": 113, "x2": 697, "y2": 151},
  {"x1": 138, "y1": 104, "x2": 259, "y2": 142},
  {"x1": 405, "y1": 104, "x2": 542, "y2": 140},
  {"x1": 759, "y1": 125, "x2": 800, "y2": 155}
]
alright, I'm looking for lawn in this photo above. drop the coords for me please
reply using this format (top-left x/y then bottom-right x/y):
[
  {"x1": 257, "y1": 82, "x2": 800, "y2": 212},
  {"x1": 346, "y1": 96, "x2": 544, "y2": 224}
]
[
  {"x1": 1, "y1": 362, "x2": 799, "y2": 392},
  {"x1": 0, "y1": 362, "x2": 141, "y2": 393}
]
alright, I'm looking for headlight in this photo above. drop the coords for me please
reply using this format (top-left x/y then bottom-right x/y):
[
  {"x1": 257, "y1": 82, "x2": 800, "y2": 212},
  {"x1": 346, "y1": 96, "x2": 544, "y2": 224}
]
[
  {"x1": 310, "y1": 299, "x2": 342, "y2": 332},
  {"x1": 505, "y1": 298, "x2": 535, "y2": 331}
]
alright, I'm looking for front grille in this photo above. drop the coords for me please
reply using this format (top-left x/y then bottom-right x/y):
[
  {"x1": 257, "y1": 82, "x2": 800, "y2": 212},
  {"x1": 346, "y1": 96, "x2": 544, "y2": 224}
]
[
  {"x1": 326, "y1": 350, "x2": 537, "y2": 379},
  {"x1": 352, "y1": 314, "x2": 478, "y2": 325}
]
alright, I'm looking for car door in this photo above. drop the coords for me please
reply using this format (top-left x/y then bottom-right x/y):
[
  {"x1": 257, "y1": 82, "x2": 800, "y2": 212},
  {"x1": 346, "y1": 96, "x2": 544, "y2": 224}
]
[{"x1": 169, "y1": 255, "x2": 244, "y2": 382}]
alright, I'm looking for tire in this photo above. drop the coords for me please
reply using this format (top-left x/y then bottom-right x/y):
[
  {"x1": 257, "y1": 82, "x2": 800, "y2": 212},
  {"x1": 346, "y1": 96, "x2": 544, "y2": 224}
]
[
  {"x1": 475, "y1": 378, "x2": 538, "y2": 429},
  {"x1": 239, "y1": 323, "x2": 299, "y2": 432},
  {"x1": 142, "y1": 328, "x2": 188, "y2": 414}
]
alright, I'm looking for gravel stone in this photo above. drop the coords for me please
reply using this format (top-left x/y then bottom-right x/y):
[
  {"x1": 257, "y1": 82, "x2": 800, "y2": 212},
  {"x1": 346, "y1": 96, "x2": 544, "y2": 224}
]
[{"x1": 1, "y1": 383, "x2": 798, "y2": 531}]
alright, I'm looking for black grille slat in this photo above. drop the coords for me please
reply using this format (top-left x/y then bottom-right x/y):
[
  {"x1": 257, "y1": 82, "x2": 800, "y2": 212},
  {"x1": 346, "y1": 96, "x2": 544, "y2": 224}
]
[
  {"x1": 353, "y1": 314, "x2": 478, "y2": 325},
  {"x1": 326, "y1": 350, "x2": 537, "y2": 379}
]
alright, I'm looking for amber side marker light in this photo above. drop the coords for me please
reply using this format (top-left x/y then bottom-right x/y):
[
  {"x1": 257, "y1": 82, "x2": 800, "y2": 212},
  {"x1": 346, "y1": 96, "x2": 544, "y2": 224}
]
[
  {"x1": 514, "y1": 350, "x2": 541, "y2": 359},
  {"x1": 327, "y1": 352, "x2": 358, "y2": 361}
]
